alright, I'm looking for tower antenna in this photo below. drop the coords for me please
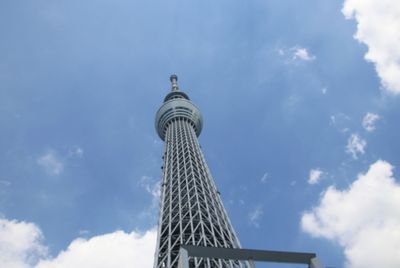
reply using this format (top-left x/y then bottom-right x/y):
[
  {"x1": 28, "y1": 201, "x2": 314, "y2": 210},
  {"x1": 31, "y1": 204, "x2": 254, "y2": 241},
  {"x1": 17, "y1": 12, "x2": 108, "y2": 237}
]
[{"x1": 170, "y1": 74, "x2": 179, "y2": 91}]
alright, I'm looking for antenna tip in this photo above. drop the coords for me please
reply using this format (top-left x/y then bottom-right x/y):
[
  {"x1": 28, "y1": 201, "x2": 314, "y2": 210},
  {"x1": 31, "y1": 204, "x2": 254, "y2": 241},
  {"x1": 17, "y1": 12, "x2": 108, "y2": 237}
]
[{"x1": 170, "y1": 74, "x2": 178, "y2": 82}]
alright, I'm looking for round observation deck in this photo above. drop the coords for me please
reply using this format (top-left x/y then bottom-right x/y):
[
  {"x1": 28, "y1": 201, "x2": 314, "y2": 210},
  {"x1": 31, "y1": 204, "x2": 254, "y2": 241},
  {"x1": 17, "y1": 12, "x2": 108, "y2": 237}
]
[{"x1": 155, "y1": 75, "x2": 203, "y2": 140}]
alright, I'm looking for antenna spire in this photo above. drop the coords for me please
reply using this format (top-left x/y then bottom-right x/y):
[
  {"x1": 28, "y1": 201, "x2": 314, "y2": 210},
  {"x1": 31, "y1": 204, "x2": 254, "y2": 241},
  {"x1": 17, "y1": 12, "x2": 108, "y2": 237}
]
[{"x1": 170, "y1": 74, "x2": 179, "y2": 91}]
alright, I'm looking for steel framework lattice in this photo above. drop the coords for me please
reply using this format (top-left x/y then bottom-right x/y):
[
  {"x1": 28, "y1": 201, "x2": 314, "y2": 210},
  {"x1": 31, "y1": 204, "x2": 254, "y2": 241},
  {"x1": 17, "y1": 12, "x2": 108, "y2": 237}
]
[{"x1": 154, "y1": 75, "x2": 249, "y2": 268}]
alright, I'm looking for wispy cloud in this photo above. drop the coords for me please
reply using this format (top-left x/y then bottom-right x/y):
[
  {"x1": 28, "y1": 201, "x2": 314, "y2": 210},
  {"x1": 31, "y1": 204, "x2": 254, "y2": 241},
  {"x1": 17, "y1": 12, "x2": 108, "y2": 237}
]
[
  {"x1": 68, "y1": 146, "x2": 84, "y2": 158},
  {"x1": 362, "y1": 112, "x2": 380, "y2": 132},
  {"x1": 308, "y1": 169, "x2": 324, "y2": 185},
  {"x1": 137, "y1": 176, "x2": 161, "y2": 222},
  {"x1": 78, "y1": 229, "x2": 90, "y2": 236},
  {"x1": 260, "y1": 172, "x2": 268, "y2": 183},
  {"x1": 37, "y1": 151, "x2": 64, "y2": 176},
  {"x1": 346, "y1": 133, "x2": 367, "y2": 159},
  {"x1": 138, "y1": 176, "x2": 161, "y2": 201},
  {"x1": 0, "y1": 180, "x2": 11, "y2": 186},
  {"x1": 278, "y1": 46, "x2": 316, "y2": 63},
  {"x1": 292, "y1": 47, "x2": 315, "y2": 61},
  {"x1": 330, "y1": 113, "x2": 351, "y2": 133},
  {"x1": 248, "y1": 206, "x2": 263, "y2": 228}
]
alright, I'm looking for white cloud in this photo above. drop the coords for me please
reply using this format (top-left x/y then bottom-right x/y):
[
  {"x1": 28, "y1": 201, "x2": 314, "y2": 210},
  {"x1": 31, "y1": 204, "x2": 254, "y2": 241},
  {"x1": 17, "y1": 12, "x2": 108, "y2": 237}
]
[
  {"x1": 0, "y1": 218, "x2": 47, "y2": 268},
  {"x1": 138, "y1": 176, "x2": 161, "y2": 204},
  {"x1": 292, "y1": 47, "x2": 316, "y2": 61},
  {"x1": 362, "y1": 112, "x2": 380, "y2": 132},
  {"x1": 37, "y1": 151, "x2": 63, "y2": 176},
  {"x1": 0, "y1": 218, "x2": 157, "y2": 268},
  {"x1": 277, "y1": 46, "x2": 315, "y2": 62},
  {"x1": 36, "y1": 229, "x2": 156, "y2": 268},
  {"x1": 346, "y1": 133, "x2": 366, "y2": 159},
  {"x1": 342, "y1": 0, "x2": 400, "y2": 94},
  {"x1": 248, "y1": 206, "x2": 263, "y2": 228},
  {"x1": 260, "y1": 172, "x2": 268, "y2": 183},
  {"x1": 321, "y1": 87, "x2": 328, "y2": 94},
  {"x1": 308, "y1": 169, "x2": 324, "y2": 185},
  {"x1": 137, "y1": 176, "x2": 161, "y2": 222},
  {"x1": 78, "y1": 230, "x2": 90, "y2": 236},
  {"x1": 301, "y1": 160, "x2": 400, "y2": 268}
]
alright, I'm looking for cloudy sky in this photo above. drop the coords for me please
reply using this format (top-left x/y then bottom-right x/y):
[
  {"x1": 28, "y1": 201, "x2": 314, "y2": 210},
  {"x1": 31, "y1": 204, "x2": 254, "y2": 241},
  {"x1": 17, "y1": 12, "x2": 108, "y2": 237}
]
[{"x1": 1, "y1": 0, "x2": 400, "y2": 267}]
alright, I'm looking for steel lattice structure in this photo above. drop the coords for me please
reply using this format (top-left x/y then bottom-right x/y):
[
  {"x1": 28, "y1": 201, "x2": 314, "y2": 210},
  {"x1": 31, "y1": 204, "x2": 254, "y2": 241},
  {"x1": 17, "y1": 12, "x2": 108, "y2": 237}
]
[{"x1": 154, "y1": 75, "x2": 249, "y2": 268}]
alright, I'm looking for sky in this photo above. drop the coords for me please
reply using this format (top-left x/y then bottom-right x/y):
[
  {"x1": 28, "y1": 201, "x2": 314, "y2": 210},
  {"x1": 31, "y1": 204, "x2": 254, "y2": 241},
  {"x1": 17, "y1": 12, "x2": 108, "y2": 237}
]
[{"x1": 1, "y1": 0, "x2": 400, "y2": 267}]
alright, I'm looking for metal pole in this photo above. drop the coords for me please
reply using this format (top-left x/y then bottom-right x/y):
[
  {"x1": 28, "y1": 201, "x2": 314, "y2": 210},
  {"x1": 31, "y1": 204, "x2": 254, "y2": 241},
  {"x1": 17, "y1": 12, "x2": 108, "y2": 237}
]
[
  {"x1": 248, "y1": 258, "x2": 256, "y2": 268},
  {"x1": 178, "y1": 247, "x2": 189, "y2": 268},
  {"x1": 310, "y1": 257, "x2": 324, "y2": 268}
]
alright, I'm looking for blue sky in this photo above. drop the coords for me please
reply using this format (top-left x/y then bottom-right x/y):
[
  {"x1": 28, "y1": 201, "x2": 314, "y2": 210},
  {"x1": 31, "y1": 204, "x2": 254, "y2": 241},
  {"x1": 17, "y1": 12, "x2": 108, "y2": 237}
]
[{"x1": 1, "y1": 0, "x2": 400, "y2": 267}]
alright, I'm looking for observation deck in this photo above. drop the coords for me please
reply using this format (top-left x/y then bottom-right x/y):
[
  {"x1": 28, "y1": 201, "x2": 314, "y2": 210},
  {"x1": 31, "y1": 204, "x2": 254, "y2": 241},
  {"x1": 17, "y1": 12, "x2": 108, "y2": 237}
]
[{"x1": 155, "y1": 75, "x2": 203, "y2": 140}]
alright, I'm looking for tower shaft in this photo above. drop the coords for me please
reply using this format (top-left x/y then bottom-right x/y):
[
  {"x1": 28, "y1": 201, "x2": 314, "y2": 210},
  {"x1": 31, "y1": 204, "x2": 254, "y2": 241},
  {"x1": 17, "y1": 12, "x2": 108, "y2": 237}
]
[{"x1": 154, "y1": 76, "x2": 247, "y2": 268}]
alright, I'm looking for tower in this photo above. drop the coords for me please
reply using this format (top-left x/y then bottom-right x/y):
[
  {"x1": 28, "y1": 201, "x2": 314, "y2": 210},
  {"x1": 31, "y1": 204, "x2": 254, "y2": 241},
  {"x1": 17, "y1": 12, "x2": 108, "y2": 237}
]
[{"x1": 154, "y1": 75, "x2": 248, "y2": 268}]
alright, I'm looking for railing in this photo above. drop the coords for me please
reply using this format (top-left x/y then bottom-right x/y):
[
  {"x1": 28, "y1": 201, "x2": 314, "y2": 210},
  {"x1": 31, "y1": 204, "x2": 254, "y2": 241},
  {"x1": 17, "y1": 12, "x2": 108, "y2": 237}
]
[{"x1": 178, "y1": 245, "x2": 324, "y2": 268}]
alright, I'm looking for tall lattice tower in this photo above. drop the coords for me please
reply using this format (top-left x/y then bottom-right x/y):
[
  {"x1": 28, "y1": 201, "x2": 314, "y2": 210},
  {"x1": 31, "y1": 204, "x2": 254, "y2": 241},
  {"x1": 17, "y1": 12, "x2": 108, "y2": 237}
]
[{"x1": 154, "y1": 75, "x2": 248, "y2": 268}]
